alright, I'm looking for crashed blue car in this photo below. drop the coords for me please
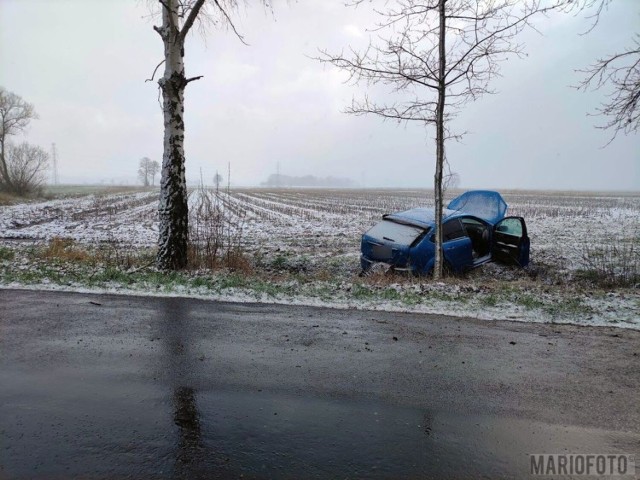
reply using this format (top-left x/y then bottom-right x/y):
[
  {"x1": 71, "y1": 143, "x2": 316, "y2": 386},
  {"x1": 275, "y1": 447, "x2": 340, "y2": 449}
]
[{"x1": 361, "y1": 190, "x2": 530, "y2": 275}]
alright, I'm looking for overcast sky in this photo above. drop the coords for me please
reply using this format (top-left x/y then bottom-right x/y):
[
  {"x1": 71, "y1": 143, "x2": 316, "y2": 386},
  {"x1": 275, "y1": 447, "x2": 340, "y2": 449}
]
[{"x1": 1, "y1": 0, "x2": 638, "y2": 189}]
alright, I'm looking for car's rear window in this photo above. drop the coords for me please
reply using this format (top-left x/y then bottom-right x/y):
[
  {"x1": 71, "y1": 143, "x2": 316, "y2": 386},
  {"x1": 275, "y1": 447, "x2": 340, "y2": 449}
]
[{"x1": 366, "y1": 220, "x2": 427, "y2": 245}]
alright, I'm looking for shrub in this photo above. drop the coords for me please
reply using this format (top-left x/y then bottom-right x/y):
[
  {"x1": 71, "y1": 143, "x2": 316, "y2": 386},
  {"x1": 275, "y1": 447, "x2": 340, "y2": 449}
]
[
  {"x1": 188, "y1": 184, "x2": 250, "y2": 272},
  {"x1": 1, "y1": 142, "x2": 49, "y2": 195}
]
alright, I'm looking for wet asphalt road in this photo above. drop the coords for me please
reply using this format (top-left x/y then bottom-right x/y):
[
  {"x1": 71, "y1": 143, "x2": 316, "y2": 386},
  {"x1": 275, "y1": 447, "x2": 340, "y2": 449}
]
[{"x1": 0, "y1": 288, "x2": 638, "y2": 479}]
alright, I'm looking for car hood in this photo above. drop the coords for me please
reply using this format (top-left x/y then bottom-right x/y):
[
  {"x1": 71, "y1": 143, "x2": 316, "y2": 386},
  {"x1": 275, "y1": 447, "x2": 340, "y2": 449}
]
[
  {"x1": 447, "y1": 190, "x2": 507, "y2": 224},
  {"x1": 384, "y1": 208, "x2": 457, "y2": 229}
]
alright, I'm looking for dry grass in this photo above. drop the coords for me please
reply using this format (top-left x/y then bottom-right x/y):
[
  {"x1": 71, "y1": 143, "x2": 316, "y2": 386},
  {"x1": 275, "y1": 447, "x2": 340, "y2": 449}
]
[
  {"x1": 39, "y1": 237, "x2": 91, "y2": 262},
  {"x1": 43, "y1": 185, "x2": 152, "y2": 200},
  {"x1": 579, "y1": 240, "x2": 640, "y2": 287},
  {"x1": 188, "y1": 185, "x2": 251, "y2": 273},
  {"x1": 0, "y1": 191, "x2": 20, "y2": 205},
  {"x1": 37, "y1": 237, "x2": 157, "y2": 273},
  {"x1": 223, "y1": 248, "x2": 253, "y2": 274}
]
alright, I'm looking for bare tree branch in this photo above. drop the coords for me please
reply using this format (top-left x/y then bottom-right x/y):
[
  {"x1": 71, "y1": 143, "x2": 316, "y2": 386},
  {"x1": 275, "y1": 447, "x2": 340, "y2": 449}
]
[
  {"x1": 564, "y1": 0, "x2": 639, "y2": 141},
  {"x1": 185, "y1": 75, "x2": 204, "y2": 84},
  {"x1": 146, "y1": 59, "x2": 166, "y2": 82},
  {"x1": 152, "y1": 24, "x2": 167, "y2": 39},
  {"x1": 212, "y1": 0, "x2": 249, "y2": 45},
  {"x1": 576, "y1": 37, "x2": 640, "y2": 140},
  {"x1": 178, "y1": 0, "x2": 206, "y2": 42}
]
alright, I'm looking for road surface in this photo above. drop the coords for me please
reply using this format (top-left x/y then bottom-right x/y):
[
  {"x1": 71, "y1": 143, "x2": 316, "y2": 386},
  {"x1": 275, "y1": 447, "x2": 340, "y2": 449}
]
[{"x1": 1, "y1": 288, "x2": 638, "y2": 479}]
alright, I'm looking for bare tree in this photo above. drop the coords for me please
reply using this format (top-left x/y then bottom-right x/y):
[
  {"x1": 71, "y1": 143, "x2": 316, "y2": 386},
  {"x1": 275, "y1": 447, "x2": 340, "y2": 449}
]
[
  {"x1": 0, "y1": 87, "x2": 38, "y2": 193},
  {"x1": 150, "y1": 0, "x2": 270, "y2": 270},
  {"x1": 138, "y1": 157, "x2": 153, "y2": 186},
  {"x1": 138, "y1": 157, "x2": 161, "y2": 186},
  {"x1": 320, "y1": 0, "x2": 562, "y2": 279},
  {"x1": 572, "y1": 1, "x2": 639, "y2": 138},
  {"x1": 149, "y1": 159, "x2": 161, "y2": 186},
  {"x1": 4, "y1": 142, "x2": 49, "y2": 195}
]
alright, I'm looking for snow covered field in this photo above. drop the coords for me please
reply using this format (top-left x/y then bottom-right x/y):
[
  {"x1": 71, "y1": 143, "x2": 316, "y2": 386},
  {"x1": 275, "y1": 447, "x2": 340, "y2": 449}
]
[
  {"x1": 1, "y1": 188, "x2": 638, "y2": 270},
  {"x1": 1, "y1": 187, "x2": 638, "y2": 329},
  {"x1": 0, "y1": 190, "x2": 159, "y2": 246}
]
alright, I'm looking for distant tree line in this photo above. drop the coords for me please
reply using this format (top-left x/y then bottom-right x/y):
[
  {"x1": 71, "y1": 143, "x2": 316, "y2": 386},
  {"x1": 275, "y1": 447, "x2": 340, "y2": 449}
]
[{"x1": 261, "y1": 174, "x2": 356, "y2": 188}]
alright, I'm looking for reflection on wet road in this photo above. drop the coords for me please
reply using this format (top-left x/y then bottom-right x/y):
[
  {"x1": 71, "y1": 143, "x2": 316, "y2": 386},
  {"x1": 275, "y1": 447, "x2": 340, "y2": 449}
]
[
  {"x1": 3, "y1": 380, "x2": 638, "y2": 479},
  {"x1": 1, "y1": 290, "x2": 638, "y2": 479}
]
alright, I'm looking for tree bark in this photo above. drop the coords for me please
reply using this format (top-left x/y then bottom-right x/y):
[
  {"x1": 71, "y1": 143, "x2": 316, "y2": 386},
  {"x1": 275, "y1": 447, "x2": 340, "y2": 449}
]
[
  {"x1": 0, "y1": 138, "x2": 14, "y2": 191},
  {"x1": 433, "y1": 0, "x2": 446, "y2": 280},
  {"x1": 157, "y1": 0, "x2": 189, "y2": 270}
]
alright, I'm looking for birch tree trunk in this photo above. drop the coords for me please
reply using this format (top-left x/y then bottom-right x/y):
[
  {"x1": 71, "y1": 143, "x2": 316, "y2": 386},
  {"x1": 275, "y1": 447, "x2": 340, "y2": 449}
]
[
  {"x1": 157, "y1": 0, "x2": 189, "y2": 270},
  {"x1": 433, "y1": 0, "x2": 446, "y2": 280}
]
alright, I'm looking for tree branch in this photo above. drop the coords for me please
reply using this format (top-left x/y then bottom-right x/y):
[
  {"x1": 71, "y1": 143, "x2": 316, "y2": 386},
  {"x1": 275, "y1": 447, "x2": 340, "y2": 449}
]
[
  {"x1": 576, "y1": 39, "x2": 640, "y2": 137},
  {"x1": 178, "y1": 0, "x2": 207, "y2": 43},
  {"x1": 185, "y1": 75, "x2": 204, "y2": 84},
  {"x1": 212, "y1": 0, "x2": 249, "y2": 45},
  {"x1": 146, "y1": 59, "x2": 166, "y2": 82},
  {"x1": 152, "y1": 25, "x2": 166, "y2": 39}
]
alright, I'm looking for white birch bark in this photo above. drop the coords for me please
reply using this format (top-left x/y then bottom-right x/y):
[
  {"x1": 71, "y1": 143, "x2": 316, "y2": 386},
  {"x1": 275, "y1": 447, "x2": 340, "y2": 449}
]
[{"x1": 157, "y1": 0, "x2": 190, "y2": 270}]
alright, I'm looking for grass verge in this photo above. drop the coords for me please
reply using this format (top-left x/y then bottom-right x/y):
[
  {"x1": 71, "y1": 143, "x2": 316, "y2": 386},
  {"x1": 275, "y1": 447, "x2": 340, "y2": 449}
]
[{"x1": 0, "y1": 240, "x2": 636, "y2": 327}]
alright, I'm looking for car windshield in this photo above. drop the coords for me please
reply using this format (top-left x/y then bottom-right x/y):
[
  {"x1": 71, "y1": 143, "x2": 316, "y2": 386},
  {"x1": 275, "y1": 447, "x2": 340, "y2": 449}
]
[{"x1": 366, "y1": 220, "x2": 427, "y2": 245}]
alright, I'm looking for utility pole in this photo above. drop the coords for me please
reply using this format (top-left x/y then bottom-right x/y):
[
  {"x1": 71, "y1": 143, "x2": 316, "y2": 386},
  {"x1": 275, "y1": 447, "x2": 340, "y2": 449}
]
[
  {"x1": 51, "y1": 143, "x2": 59, "y2": 185},
  {"x1": 276, "y1": 161, "x2": 280, "y2": 188}
]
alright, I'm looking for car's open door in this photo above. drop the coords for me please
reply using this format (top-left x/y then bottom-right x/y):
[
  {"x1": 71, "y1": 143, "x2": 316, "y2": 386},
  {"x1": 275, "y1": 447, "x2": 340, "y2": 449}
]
[{"x1": 491, "y1": 217, "x2": 530, "y2": 267}]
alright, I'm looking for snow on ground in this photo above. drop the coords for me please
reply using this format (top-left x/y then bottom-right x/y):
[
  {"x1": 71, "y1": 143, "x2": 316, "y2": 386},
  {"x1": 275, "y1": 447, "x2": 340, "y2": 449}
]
[
  {"x1": 0, "y1": 275, "x2": 637, "y2": 329},
  {"x1": 4, "y1": 187, "x2": 633, "y2": 270},
  {"x1": 1, "y1": 188, "x2": 638, "y2": 329},
  {"x1": 0, "y1": 191, "x2": 159, "y2": 245}
]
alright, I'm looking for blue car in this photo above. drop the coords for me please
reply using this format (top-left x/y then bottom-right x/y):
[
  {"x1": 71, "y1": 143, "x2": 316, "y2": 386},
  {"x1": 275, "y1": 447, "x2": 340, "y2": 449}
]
[{"x1": 360, "y1": 190, "x2": 530, "y2": 275}]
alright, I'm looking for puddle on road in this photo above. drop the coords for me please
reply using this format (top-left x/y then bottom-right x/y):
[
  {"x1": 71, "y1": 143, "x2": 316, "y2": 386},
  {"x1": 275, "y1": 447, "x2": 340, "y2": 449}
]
[{"x1": 1, "y1": 367, "x2": 638, "y2": 479}]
